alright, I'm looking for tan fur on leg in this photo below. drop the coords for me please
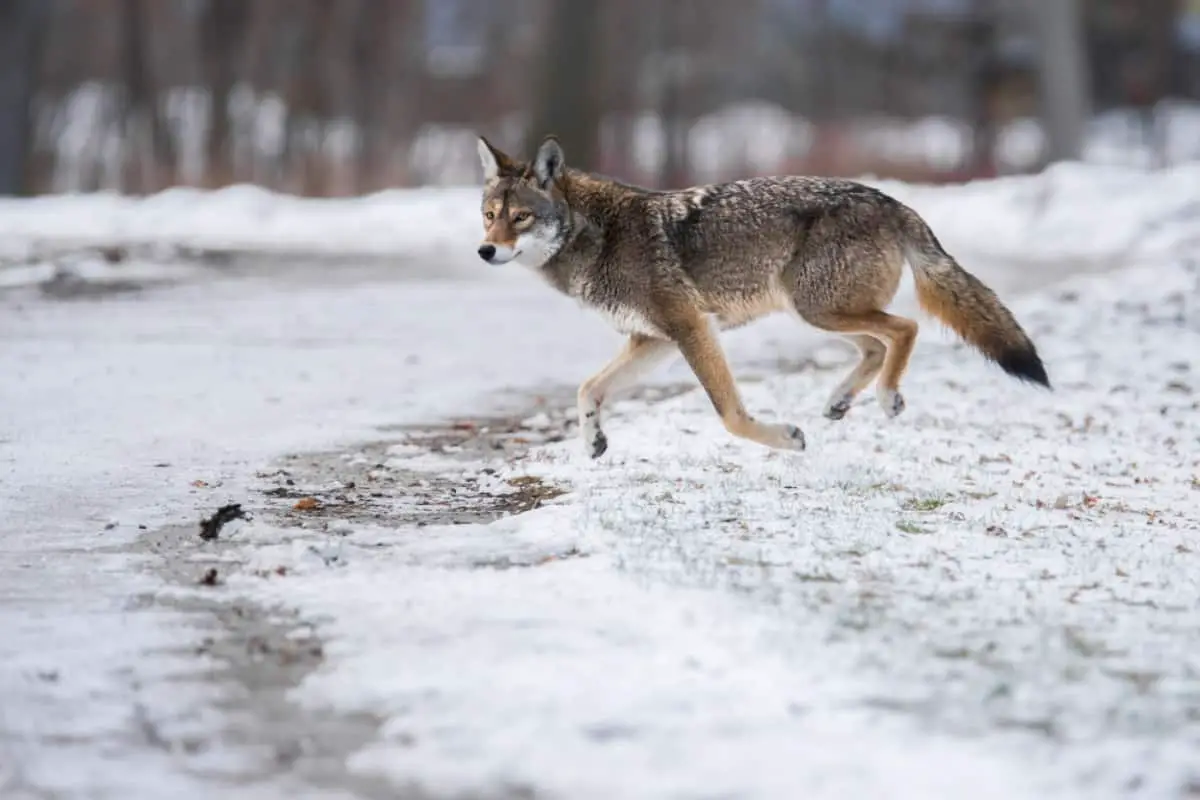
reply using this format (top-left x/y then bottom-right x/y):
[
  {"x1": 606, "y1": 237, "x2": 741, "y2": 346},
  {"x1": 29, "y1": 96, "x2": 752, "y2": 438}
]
[
  {"x1": 578, "y1": 335, "x2": 676, "y2": 458},
  {"x1": 823, "y1": 334, "x2": 887, "y2": 420},
  {"x1": 668, "y1": 317, "x2": 805, "y2": 451},
  {"x1": 804, "y1": 311, "x2": 919, "y2": 419}
]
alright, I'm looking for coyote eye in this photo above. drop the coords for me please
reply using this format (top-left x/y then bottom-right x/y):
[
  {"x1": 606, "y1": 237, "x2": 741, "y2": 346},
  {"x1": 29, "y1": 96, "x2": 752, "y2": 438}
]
[
  {"x1": 513, "y1": 211, "x2": 531, "y2": 224},
  {"x1": 484, "y1": 210, "x2": 495, "y2": 222}
]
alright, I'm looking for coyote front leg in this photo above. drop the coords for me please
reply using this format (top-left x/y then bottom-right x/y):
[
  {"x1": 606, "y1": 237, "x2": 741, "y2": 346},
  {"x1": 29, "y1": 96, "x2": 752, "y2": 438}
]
[
  {"x1": 669, "y1": 317, "x2": 806, "y2": 452},
  {"x1": 578, "y1": 335, "x2": 676, "y2": 458}
]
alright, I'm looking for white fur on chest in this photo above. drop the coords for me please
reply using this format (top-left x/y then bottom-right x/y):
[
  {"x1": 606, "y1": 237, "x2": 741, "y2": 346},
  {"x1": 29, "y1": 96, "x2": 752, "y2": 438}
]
[{"x1": 588, "y1": 302, "x2": 665, "y2": 338}]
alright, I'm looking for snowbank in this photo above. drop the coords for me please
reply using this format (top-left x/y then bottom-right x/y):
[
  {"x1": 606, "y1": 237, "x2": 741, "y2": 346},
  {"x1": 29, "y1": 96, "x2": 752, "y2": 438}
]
[
  {"x1": 875, "y1": 161, "x2": 1200, "y2": 265},
  {"x1": 2, "y1": 163, "x2": 1198, "y2": 272}
]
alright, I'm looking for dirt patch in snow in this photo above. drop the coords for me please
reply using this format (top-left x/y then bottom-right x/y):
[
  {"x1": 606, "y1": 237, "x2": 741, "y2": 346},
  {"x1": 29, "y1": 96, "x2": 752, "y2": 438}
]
[{"x1": 251, "y1": 384, "x2": 694, "y2": 531}]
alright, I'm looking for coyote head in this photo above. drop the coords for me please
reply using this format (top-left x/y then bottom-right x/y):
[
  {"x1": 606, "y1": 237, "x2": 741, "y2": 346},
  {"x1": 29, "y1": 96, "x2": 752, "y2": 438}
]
[{"x1": 475, "y1": 135, "x2": 569, "y2": 269}]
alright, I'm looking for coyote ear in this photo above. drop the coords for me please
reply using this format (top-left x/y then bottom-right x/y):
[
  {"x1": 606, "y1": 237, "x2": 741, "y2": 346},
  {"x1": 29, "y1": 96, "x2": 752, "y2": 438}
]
[
  {"x1": 532, "y1": 135, "x2": 565, "y2": 189},
  {"x1": 477, "y1": 136, "x2": 514, "y2": 181}
]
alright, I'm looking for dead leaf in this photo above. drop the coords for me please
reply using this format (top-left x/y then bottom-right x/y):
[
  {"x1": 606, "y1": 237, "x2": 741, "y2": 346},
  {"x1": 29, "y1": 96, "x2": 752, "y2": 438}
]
[
  {"x1": 293, "y1": 497, "x2": 320, "y2": 511},
  {"x1": 507, "y1": 476, "x2": 540, "y2": 487}
]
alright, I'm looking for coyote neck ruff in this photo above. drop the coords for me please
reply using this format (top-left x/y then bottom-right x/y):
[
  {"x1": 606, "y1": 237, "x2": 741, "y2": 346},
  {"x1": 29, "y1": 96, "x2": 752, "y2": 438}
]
[{"x1": 476, "y1": 134, "x2": 1051, "y2": 460}]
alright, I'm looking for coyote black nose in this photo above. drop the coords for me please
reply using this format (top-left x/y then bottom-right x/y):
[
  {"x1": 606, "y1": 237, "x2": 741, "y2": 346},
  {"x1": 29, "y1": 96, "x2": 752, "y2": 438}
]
[{"x1": 477, "y1": 244, "x2": 496, "y2": 261}]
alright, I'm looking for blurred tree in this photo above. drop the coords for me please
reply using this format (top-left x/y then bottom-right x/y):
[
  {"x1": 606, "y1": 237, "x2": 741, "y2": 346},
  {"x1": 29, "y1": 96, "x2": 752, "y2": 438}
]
[
  {"x1": 16, "y1": 0, "x2": 1196, "y2": 194},
  {"x1": 291, "y1": 0, "x2": 338, "y2": 195},
  {"x1": 122, "y1": 0, "x2": 175, "y2": 191},
  {"x1": 353, "y1": 0, "x2": 394, "y2": 192},
  {"x1": 0, "y1": 0, "x2": 49, "y2": 196},
  {"x1": 527, "y1": 0, "x2": 602, "y2": 172},
  {"x1": 1030, "y1": 0, "x2": 1091, "y2": 163},
  {"x1": 200, "y1": 0, "x2": 250, "y2": 187},
  {"x1": 656, "y1": 0, "x2": 687, "y2": 187},
  {"x1": 1136, "y1": 0, "x2": 1183, "y2": 166},
  {"x1": 965, "y1": 12, "x2": 1001, "y2": 176}
]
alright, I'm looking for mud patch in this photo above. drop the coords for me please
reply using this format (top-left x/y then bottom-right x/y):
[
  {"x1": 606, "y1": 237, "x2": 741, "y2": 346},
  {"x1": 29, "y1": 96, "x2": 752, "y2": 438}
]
[
  {"x1": 310, "y1": 383, "x2": 689, "y2": 518},
  {"x1": 258, "y1": 382, "x2": 693, "y2": 532},
  {"x1": 251, "y1": 401, "x2": 590, "y2": 530}
]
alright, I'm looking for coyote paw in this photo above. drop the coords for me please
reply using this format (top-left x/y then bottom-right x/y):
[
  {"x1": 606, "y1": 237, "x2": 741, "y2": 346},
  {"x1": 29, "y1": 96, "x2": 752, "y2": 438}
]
[
  {"x1": 588, "y1": 429, "x2": 609, "y2": 459},
  {"x1": 785, "y1": 424, "x2": 807, "y2": 450},
  {"x1": 823, "y1": 394, "x2": 853, "y2": 421},
  {"x1": 879, "y1": 389, "x2": 906, "y2": 419},
  {"x1": 775, "y1": 423, "x2": 806, "y2": 452}
]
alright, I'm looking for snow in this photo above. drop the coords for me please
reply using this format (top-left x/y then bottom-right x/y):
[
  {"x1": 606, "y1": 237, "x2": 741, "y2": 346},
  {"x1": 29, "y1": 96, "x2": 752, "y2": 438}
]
[
  {"x1": 3, "y1": 161, "x2": 1199, "y2": 272},
  {"x1": 231, "y1": 259, "x2": 1200, "y2": 799},
  {"x1": 0, "y1": 273, "x2": 625, "y2": 799},
  {"x1": 3, "y1": 161, "x2": 1200, "y2": 798},
  {"x1": 237, "y1": 511, "x2": 1048, "y2": 800},
  {"x1": 876, "y1": 161, "x2": 1200, "y2": 265}
]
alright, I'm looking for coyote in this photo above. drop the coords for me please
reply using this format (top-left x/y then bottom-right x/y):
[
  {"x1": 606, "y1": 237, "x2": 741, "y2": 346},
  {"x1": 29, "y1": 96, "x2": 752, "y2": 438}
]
[{"x1": 475, "y1": 135, "x2": 1050, "y2": 459}]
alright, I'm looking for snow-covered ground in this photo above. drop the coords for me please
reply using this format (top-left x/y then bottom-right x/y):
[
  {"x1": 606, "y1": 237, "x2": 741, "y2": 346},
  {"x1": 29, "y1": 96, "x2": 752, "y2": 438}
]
[
  {"x1": 231, "y1": 259, "x2": 1200, "y2": 800},
  {"x1": 2, "y1": 163, "x2": 1199, "y2": 799},
  {"x1": 0, "y1": 268, "x2": 627, "y2": 799}
]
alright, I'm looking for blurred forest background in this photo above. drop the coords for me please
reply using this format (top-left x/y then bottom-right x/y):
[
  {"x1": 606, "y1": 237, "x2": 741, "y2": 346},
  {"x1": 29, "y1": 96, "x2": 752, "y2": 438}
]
[{"x1": 1, "y1": 0, "x2": 1198, "y2": 197}]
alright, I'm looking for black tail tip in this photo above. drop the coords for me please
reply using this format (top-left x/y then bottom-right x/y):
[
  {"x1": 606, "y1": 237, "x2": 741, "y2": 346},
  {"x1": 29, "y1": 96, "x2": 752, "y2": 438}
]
[{"x1": 998, "y1": 345, "x2": 1051, "y2": 390}]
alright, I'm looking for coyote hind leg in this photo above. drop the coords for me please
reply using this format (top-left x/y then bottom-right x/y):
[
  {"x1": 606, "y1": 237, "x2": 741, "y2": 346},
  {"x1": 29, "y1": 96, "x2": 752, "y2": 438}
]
[
  {"x1": 803, "y1": 311, "x2": 918, "y2": 419},
  {"x1": 823, "y1": 334, "x2": 887, "y2": 420}
]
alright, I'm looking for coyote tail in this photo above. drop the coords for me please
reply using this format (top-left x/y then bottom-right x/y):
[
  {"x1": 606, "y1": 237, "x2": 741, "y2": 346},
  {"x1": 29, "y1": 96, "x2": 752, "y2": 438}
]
[{"x1": 900, "y1": 210, "x2": 1050, "y2": 389}]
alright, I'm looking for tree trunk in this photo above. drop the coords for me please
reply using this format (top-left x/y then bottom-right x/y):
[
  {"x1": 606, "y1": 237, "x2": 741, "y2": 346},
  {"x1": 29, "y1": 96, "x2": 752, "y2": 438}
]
[
  {"x1": 967, "y1": 14, "x2": 999, "y2": 177},
  {"x1": 1029, "y1": 0, "x2": 1092, "y2": 165},
  {"x1": 0, "y1": 0, "x2": 48, "y2": 196},
  {"x1": 655, "y1": 0, "x2": 688, "y2": 188},
  {"x1": 1145, "y1": 0, "x2": 1181, "y2": 167},
  {"x1": 527, "y1": 0, "x2": 602, "y2": 171},
  {"x1": 122, "y1": 0, "x2": 174, "y2": 192},
  {"x1": 353, "y1": 0, "x2": 399, "y2": 194},
  {"x1": 200, "y1": 0, "x2": 249, "y2": 187}
]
